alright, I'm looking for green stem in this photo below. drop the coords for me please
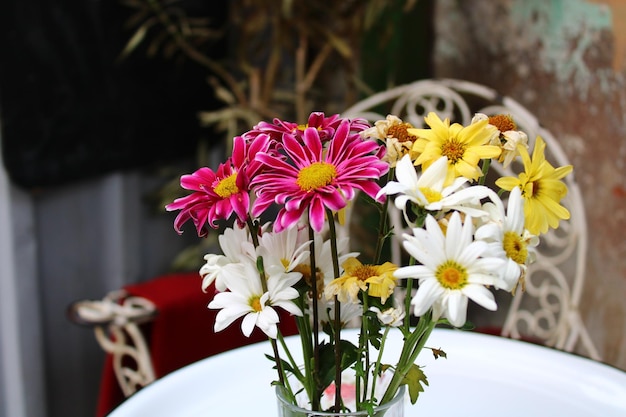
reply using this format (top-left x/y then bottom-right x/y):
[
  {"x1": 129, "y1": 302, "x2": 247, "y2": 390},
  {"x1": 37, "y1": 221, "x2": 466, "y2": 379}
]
[
  {"x1": 276, "y1": 330, "x2": 298, "y2": 402},
  {"x1": 373, "y1": 168, "x2": 395, "y2": 264},
  {"x1": 325, "y1": 208, "x2": 343, "y2": 413},
  {"x1": 245, "y1": 218, "x2": 284, "y2": 385},
  {"x1": 478, "y1": 158, "x2": 491, "y2": 185},
  {"x1": 307, "y1": 221, "x2": 321, "y2": 411},
  {"x1": 370, "y1": 325, "x2": 390, "y2": 402},
  {"x1": 379, "y1": 313, "x2": 437, "y2": 405},
  {"x1": 358, "y1": 294, "x2": 371, "y2": 407}
]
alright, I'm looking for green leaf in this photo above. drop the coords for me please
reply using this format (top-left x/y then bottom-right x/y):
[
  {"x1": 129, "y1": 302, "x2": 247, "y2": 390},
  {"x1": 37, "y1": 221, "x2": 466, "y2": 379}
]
[
  {"x1": 265, "y1": 354, "x2": 302, "y2": 381},
  {"x1": 317, "y1": 340, "x2": 359, "y2": 391},
  {"x1": 402, "y1": 364, "x2": 429, "y2": 404},
  {"x1": 363, "y1": 310, "x2": 383, "y2": 350}
]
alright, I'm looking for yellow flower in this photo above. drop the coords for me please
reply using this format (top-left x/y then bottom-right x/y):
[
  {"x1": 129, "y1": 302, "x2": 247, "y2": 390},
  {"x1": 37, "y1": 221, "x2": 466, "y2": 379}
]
[
  {"x1": 495, "y1": 136, "x2": 573, "y2": 235},
  {"x1": 325, "y1": 258, "x2": 398, "y2": 304},
  {"x1": 408, "y1": 112, "x2": 501, "y2": 185}
]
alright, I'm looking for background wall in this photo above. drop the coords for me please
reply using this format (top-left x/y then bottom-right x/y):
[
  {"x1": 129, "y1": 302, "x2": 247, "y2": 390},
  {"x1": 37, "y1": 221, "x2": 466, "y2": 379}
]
[{"x1": 432, "y1": 0, "x2": 625, "y2": 369}]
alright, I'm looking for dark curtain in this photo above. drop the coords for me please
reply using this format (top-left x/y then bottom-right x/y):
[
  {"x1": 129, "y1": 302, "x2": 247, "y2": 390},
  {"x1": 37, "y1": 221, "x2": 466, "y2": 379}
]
[{"x1": 0, "y1": 0, "x2": 228, "y2": 189}]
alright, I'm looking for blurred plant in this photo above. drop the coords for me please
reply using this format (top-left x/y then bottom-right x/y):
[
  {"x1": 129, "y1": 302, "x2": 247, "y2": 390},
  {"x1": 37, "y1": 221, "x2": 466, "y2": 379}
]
[
  {"x1": 115, "y1": 0, "x2": 420, "y2": 268},
  {"x1": 116, "y1": 0, "x2": 419, "y2": 138}
]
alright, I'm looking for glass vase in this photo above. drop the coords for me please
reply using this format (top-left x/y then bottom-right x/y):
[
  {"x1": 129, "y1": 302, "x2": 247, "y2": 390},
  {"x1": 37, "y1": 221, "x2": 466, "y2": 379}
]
[{"x1": 275, "y1": 384, "x2": 405, "y2": 417}]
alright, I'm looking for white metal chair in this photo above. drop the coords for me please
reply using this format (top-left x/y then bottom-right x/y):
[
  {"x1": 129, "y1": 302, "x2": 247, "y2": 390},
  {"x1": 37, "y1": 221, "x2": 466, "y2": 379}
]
[
  {"x1": 68, "y1": 290, "x2": 158, "y2": 397},
  {"x1": 342, "y1": 78, "x2": 601, "y2": 360}
]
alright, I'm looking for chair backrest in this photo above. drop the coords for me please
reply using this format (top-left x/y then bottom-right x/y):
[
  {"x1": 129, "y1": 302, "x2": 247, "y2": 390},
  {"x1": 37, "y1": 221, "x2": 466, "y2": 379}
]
[{"x1": 342, "y1": 78, "x2": 600, "y2": 360}]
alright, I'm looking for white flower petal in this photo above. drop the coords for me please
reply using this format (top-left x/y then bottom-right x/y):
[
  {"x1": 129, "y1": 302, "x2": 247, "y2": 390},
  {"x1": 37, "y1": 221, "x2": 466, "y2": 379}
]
[
  {"x1": 445, "y1": 291, "x2": 468, "y2": 327},
  {"x1": 241, "y1": 312, "x2": 258, "y2": 337},
  {"x1": 411, "y1": 278, "x2": 444, "y2": 316}
]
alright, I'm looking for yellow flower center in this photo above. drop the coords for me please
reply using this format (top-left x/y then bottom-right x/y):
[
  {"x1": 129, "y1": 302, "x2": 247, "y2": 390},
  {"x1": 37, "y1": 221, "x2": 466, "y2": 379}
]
[
  {"x1": 213, "y1": 173, "x2": 239, "y2": 198},
  {"x1": 503, "y1": 231, "x2": 528, "y2": 264},
  {"x1": 419, "y1": 187, "x2": 442, "y2": 204},
  {"x1": 436, "y1": 261, "x2": 468, "y2": 289},
  {"x1": 296, "y1": 162, "x2": 337, "y2": 191},
  {"x1": 249, "y1": 295, "x2": 262, "y2": 312},
  {"x1": 388, "y1": 123, "x2": 417, "y2": 143},
  {"x1": 297, "y1": 123, "x2": 322, "y2": 131},
  {"x1": 352, "y1": 265, "x2": 378, "y2": 281},
  {"x1": 521, "y1": 180, "x2": 540, "y2": 199},
  {"x1": 281, "y1": 258, "x2": 290, "y2": 269},
  {"x1": 488, "y1": 114, "x2": 516, "y2": 133},
  {"x1": 440, "y1": 139, "x2": 466, "y2": 164}
]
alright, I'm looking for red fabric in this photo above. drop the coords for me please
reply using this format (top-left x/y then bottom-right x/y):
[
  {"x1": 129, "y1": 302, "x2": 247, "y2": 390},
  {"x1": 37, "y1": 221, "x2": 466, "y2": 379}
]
[{"x1": 96, "y1": 272, "x2": 298, "y2": 417}]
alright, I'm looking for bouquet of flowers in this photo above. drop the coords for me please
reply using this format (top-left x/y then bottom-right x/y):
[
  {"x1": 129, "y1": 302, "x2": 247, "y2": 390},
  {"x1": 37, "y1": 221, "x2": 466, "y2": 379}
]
[{"x1": 166, "y1": 111, "x2": 572, "y2": 414}]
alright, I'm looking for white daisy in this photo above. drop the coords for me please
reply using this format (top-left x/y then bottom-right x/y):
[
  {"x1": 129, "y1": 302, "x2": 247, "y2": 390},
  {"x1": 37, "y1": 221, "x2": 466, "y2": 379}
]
[
  {"x1": 370, "y1": 306, "x2": 405, "y2": 327},
  {"x1": 200, "y1": 224, "x2": 255, "y2": 292},
  {"x1": 475, "y1": 186, "x2": 539, "y2": 291},
  {"x1": 394, "y1": 212, "x2": 505, "y2": 327},
  {"x1": 257, "y1": 225, "x2": 311, "y2": 276},
  {"x1": 377, "y1": 155, "x2": 492, "y2": 226},
  {"x1": 471, "y1": 112, "x2": 528, "y2": 168},
  {"x1": 317, "y1": 298, "x2": 363, "y2": 328},
  {"x1": 471, "y1": 113, "x2": 500, "y2": 146},
  {"x1": 499, "y1": 130, "x2": 528, "y2": 168},
  {"x1": 208, "y1": 259, "x2": 302, "y2": 339}
]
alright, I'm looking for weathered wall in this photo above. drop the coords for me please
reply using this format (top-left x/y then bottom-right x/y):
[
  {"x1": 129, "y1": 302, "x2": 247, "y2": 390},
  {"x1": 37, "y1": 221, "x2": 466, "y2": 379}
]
[{"x1": 433, "y1": 0, "x2": 625, "y2": 369}]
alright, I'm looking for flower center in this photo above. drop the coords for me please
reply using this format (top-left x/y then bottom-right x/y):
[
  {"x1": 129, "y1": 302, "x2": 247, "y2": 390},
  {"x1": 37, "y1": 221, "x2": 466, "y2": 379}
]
[
  {"x1": 488, "y1": 114, "x2": 516, "y2": 133},
  {"x1": 297, "y1": 123, "x2": 321, "y2": 131},
  {"x1": 440, "y1": 139, "x2": 466, "y2": 164},
  {"x1": 296, "y1": 162, "x2": 337, "y2": 191},
  {"x1": 213, "y1": 173, "x2": 239, "y2": 198},
  {"x1": 419, "y1": 187, "x2": 442, "y2": 204},
  {"x1": 353, "y1": 265, "x2": 377, "y2": 281},
  {"x1": 249, "y1": 295, "x2": 263, "y2": 312},
  {"x1": 530, "y1": 181, "x2": 540, "y2": 197},
  {"x1": 436, "y1": 261, "x2": 468, "y2": 289},
  {"x1": 388, "y1": 123, "x2": 417, "y2": 143},
  {"x1": 503, "y1": 231, "x2": 528, "y2": 264},
  {"x1": 522, "y1": 180, "x2": 540, "y2": 199}
]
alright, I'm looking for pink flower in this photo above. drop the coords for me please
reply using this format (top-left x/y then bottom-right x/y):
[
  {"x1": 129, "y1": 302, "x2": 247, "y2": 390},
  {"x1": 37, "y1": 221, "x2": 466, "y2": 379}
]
[
  {"x1": 232, "y1": 133, "x2": 275, "y2": 180},
  {"x1": 242, "y1": 118, "x2": 299, "y2": 143},
  {"x1": 166, "y1": 160, "x2": 250, "y2": 237},
  {"x1": 242, "y1": 112, "x2": 369, "y2": 144},
  {"x1": 251, "y1": 120, "x2": 388, "y2": 232}
]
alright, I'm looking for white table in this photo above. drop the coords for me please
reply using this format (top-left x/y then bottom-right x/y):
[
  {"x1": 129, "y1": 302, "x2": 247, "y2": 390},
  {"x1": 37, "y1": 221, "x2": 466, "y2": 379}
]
[{"x1": 108, "y1": 328, "x2": 626, "y2": 417}]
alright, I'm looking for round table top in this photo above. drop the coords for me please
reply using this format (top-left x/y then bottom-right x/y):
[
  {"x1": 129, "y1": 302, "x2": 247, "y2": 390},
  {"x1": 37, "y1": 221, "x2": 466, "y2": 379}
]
[{"x1": 108, "y1": 328, "x2": 626, "y2": 417}]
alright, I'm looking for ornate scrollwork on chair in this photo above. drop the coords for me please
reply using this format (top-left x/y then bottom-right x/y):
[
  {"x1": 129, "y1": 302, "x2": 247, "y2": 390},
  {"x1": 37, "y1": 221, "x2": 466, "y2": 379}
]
[
  {"x1": 68, "y1": 290, "x2": 157, "y2": 396},
  {"x1": 342, "y1": 78, "x2": 601, "y2": 360}
]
